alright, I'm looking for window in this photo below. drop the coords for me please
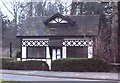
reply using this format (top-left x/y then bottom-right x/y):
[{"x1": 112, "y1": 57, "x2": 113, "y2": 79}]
[
  {"x1": 67, "y1": 47, "x2": 88, "y2": 58},
  {"x1": 49, "y1": 17, "x2": 68, "y2": 23},
  {"x1": 27, "y1": 47, "x2": 46, "y2": 58}
]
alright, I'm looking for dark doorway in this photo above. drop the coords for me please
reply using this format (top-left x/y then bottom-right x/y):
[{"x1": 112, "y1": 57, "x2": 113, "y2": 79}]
[{"x1": 49, "y1": 47, "x2": 62, "y2": 60}]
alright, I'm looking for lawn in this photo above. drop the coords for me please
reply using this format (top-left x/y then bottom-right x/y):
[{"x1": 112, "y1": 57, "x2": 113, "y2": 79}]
[{"x1": 0, "y1": 80, "x2": 30, "y2": 83}]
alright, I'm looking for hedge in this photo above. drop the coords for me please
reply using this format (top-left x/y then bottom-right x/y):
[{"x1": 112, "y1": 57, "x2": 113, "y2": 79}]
[
  {"x1": 110, "y1": 63, "x2": 120, "y2": 72},
  {"x1": 51, "y1": 58, "x2": 111, "y2": 72},
  {"x1": 1, "y1": 81, "x2": 29, "y2": 83},
  {"x1": 0, "y1": 58, "x2": 15, "y2": 69},
  {"x1": 2, "y1": 58, "x2": 49, "y2": 71}
]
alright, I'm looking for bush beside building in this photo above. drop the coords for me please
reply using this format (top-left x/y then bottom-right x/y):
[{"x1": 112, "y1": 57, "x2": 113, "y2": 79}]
[
  {"x1": 2, "y1": 58, "x2": 49, "y2": 71},
  {"x1": 2, "y1": 58, "x2": 119, "y2": 72},
  {"x1": 51, "y1": 58, "x2": 112, "y2": 72}
]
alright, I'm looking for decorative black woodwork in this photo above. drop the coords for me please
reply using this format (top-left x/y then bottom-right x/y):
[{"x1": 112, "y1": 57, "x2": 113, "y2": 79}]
[
  {"x1": 22, "y1": 40, "x2": 48, "y2": 47},
  {"x1": 22, "y1": 39, "x2": 92, "y2": 47},
  {"x1": 44, "y1": 13, "x2": 76, "y2": 27},
  {"x1": 63, "y1": 40, "x2": 93, "y2": 47}
]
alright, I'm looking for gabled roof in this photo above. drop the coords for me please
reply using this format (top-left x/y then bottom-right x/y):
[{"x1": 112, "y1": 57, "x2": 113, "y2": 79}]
[
  {"x1": 44, "y1": 13, "x2": 76, "y2": 25},
  {"x1": 17, "y1": 13, "x2": 100, "y2": 37}
]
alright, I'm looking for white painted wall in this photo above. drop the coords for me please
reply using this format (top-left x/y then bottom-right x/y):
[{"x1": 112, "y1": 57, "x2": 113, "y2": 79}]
[
  {"x1": 46, "y1": 47, "x2": 50, "y2": 58},
  {"x1": 88, "y1": 46, "x2": 93, "y2": 59},
  {"x1": 22, "y1": 59, "x2": 26, "y2": 61},
  {"x1": 57, "y1": 49, "x2": 61, "y2": 59},
  {"x1": 52, "y1": 49, "x2": 56, "y2": 60},
  {"x1": 62, "y1": 47, "x2": 66, "y2": 58},
  {"x1": 17, "y1": 58, "x2": 21, "y2": 61},
  {"x1": 46, "y1": 59, "x2": 51, "y2": 69},
  {"x1": 22, "y1": 47, "x2": 27, "y2": 58}
]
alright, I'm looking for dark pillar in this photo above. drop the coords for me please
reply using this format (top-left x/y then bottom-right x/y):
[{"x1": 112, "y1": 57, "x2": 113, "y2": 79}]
[{"x1": 10, "y1": 42, "x2": 12, "y2": 58}]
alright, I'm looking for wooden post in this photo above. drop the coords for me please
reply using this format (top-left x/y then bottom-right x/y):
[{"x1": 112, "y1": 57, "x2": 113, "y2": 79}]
[{"x1": 10, "y1": 42, "x2": 12, "y2": 58}]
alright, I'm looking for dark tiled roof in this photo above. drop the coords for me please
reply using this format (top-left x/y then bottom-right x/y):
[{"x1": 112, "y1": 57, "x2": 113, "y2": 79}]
[{"x1": 17, "y1": 13, "x2": 99, "y2": 37}]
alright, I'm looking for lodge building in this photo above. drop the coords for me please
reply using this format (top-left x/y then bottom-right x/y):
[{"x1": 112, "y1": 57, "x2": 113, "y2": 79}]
[{"x1": 17, "y1": 13, "x2": 99, "y2": 67}]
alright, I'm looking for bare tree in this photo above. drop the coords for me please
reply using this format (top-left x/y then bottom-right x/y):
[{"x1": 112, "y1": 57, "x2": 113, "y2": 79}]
[
  {"x1": 1, "y1": 0, "x2": 28, "y2": 28},
  {"x1": 35, "y1": 0, "x2": 70, "y2": 16},
  {"x1": 118, "y1": 1, "x2": 120, "y2": 63},
  {"x1": 28, "y1": 2, "x2": 33, "y2": 16},
  {"x1": 71, "y1": 1, "x2": 77, "y2": 15},
  {"x1": 70, "y1": 2, "x2": 116, "y2": 62},
  {"x1": 111, "y1": 2, "x2": 119, "y2": 63}
]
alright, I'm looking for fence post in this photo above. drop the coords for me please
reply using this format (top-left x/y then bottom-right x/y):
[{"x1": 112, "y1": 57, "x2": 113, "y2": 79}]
[{"x1": 10, "y1": 42, "x2": 12, "y2": 58}]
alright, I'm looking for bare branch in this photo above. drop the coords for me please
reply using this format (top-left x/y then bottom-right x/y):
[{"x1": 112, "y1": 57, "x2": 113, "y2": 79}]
[
  {"x1": 19, "y1": 3, "x2": 29, "y2": 14},
  {"x1": 1, "y1": 2, "x2": 14, "y2": 16}
]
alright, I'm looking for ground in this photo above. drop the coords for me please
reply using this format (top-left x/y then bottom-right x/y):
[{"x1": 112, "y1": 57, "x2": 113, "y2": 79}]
[{"x1": 0, "y1": 70, "x2": 120, "y2": 82}]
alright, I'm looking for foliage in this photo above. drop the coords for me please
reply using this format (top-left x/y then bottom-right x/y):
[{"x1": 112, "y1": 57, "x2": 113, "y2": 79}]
[
  {"x1": 2, "y1": 58, "x2": 49, "y2": 71},
  {"x1": 0, "y1": 58, "x2": 15, "y2": 69},
  {"x1": 1, "y1": 81, "x2": 29, "y2": 83},
  {"x1": 71, "y1": 2, "x2": 113, "y2": 62},
  {"x1": 51, "y1": 58, "x2": 111, "y2": 72},
  {"x1": 74, "y1": 2, "x2": 112, "y2": 26},
  {"x1": 2, "y1": 1, "x2": 112, "y2": 27},
  {"x1": 2, "y1": 57, "x2": 15, "y2": 63},
  {"x1": 0, "y1": 10, "x2": 10, "y2": 30}
]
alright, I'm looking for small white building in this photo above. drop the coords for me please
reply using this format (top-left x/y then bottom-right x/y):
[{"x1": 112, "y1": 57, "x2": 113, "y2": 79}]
[{"x1": 17, "y1": 13, "x2": 99, "y2": 67}]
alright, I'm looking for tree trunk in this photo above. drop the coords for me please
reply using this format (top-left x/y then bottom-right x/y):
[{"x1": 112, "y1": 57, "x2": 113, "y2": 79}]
[
  {"x1": 79, "y1": 2, "x2": 83, "y2": 15},
  {"x1": 29, "y1": 2, "x2": 33, "y2": 16},
  {"x1": 118, "y1": 1, "x2": 120, "y2": 63},
  {"x1": 70, "y1": 1, "x2": 77, "y2": 15},
  {"x1": 111, "y1": 2, "x2": 119, "y2": 63}
]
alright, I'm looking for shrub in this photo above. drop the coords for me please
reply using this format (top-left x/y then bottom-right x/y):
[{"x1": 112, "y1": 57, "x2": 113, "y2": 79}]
[
  {"x1": 2, "y1": 81, "x2": 29, "y2": 83},
  {"x1": 1, "y1": 58, "x2": 15, "y2": 69},
  {"x1": 2, "y1": 58, "x2": 15, "y2": 62},
  {"x1": 110, "y1": 63, "x2": 120, "y2": 72},
  {"x1": 51, "y1": 58, "x2": 111, "y2": 72},
  {"x1": 2, "y1": 58, "x2": 49, "y2": 71}
]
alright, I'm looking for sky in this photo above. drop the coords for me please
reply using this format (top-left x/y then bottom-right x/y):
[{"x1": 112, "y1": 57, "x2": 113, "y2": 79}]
[{"x1": 0, "y1": 0, "x2": 14, "y2": 20}]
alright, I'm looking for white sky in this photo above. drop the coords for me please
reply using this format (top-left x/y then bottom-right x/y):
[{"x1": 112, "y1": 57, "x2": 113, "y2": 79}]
[{"x1": 0, "y1": 0, "x2": 14, "y2": 20}]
